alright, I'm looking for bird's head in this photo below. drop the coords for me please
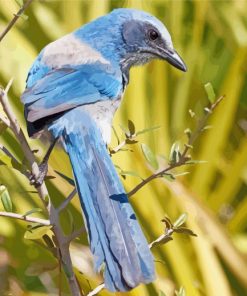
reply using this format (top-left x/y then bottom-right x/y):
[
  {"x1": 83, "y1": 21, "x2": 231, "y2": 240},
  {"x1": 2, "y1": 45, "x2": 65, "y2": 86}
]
[
  {"x1": 76, "y1": 8, "x2": 187, "y2": 74},
  {"x1": 118, "y1": 9, "x2": 187, "y2": 73}
]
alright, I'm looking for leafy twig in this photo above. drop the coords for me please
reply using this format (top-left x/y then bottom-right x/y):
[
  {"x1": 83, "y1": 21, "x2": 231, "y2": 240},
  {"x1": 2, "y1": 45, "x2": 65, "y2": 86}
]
[
  {"x1": 0, "y1": 0, "x2": 34, "y2": 42},
  {"x1": 128, "y1": 96, "x2": 224, "y2": 197}
]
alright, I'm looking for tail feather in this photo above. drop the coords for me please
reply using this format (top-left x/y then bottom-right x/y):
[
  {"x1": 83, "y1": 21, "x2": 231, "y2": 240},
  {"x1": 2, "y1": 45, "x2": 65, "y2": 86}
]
[{"x1": 50, "y1": 109, "x2": 155, "y2": 292}]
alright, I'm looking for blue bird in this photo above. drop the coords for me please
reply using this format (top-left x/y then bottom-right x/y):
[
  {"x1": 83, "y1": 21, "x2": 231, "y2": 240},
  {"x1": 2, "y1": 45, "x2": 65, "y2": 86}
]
[{"x1": 21, "y1": 8, "x2": 186, "y2": 292}]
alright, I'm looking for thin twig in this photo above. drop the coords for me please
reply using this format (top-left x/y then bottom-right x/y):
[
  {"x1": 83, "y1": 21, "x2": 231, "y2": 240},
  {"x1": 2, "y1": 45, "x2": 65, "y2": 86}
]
[
  {"x1": 57, "y1": 188, "x2": 77, "y2": 212},
  {"x1": 0, "y1": 112, "x2": 10, "y2": 127},
  {"x1": 0, "y1": 0, "x2": 34, "y2": 42},
  {"x1": 0, "y1": 211, "x2": 50, "y2": 225},
  {"x1": 128, "y1": 96, "x2": 225, "y2": 197}
]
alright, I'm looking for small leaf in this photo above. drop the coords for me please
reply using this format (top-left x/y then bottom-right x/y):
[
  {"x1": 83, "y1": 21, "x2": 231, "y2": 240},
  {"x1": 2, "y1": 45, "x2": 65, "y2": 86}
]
[
  {"x1": 163, "y1": 174, "x2": 175, "y2": 182},
  {"x1": 136, "y1": 126, "x2": 160, "y2": 136},
  {"x1": 174, "y1": 213, "x2": 188, "y2": 228},
  {"x1": 24, "y1": 225, "x2": 52, "y2": 240},
  {"x1": 141, "y1": 144, "x2": 158, "y2": 170},
  {"x1": 204, "y1": 82, "x2": 216, "y2": 104},
  {"x1": 161, "y1": 216, "x2": 173, "y2": 229},
  {"x1": 23, "y1": 208, "x2": 43, "y2": 217},
  {"x1": 120, "y1": 170, "x2": 142, "y2": 180},
  {"x1": 128, "y1": 120, "x2": 135, "y2": 135},
  {"x1": 174, "y1": 227, "x2": 197, "y2": 237},
  {"x1": 169, "y1": 142, "x2": 180, "y2": 164},
  {"x1": 0, "y1": 185, "x2": 12, "y2": 212}
]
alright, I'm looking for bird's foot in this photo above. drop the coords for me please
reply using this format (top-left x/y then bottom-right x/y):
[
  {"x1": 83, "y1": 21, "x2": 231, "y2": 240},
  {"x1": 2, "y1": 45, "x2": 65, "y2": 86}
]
[{"x1": 29, "y1": 162, "x2": 48, "y2": 188}]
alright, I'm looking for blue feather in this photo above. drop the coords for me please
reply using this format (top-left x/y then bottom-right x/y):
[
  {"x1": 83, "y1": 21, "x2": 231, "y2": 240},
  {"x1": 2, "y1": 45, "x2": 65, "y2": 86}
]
[{"x1": 49, "y1": 109, "x2": 155, "y2": 291}]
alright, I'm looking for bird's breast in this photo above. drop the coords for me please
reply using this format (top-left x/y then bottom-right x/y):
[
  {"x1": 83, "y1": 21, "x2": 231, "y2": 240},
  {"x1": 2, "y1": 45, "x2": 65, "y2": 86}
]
[{"x1": 81, "y1": 98, "x2": 122, "y2": 144}]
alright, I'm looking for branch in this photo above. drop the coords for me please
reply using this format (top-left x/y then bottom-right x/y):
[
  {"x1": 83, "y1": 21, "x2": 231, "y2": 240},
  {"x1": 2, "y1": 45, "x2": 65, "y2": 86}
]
[
  {"x1": 128, "y1": 96, "x2": 225, "y2": 197},
  {"x1": 57, "y1": 188, "x2": 77, "y2": 212},
  {"x1": 65, "y1": 227, "x2": 85, "y2": 245},
  {"x1": 0, "y1": 211, "x2": 50, "y2": 225},
  {"x1": 0, "y1": 0, "x2": 34, "y2": 43}
]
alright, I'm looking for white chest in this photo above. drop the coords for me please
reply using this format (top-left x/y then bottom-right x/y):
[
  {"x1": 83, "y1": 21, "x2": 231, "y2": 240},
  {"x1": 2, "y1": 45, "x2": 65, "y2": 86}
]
[{"x1": 81, "y1": 99, "x2": 121, "y2": 144}]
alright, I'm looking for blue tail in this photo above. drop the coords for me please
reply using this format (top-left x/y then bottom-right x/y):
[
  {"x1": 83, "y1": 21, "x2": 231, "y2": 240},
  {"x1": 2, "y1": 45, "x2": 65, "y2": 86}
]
[{"x1": 49, "y1": 109, "x2": 155, "y2": 292}]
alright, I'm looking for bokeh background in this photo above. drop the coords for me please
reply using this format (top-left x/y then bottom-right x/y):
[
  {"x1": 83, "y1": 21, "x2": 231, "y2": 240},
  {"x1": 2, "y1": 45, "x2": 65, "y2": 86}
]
[{"x1": 0, "y1": 0, "x2": 247, "y2": 295}]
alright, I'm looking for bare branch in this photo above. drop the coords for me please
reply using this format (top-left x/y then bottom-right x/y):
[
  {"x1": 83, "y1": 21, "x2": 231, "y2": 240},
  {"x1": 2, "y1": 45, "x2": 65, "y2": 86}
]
[
  {"x1": 0, "y1": 211, "x2": 50, "y2": 225},
  {"x1": 57, "y1": 188, "x2": 77, "y2": 212},
  {"x1": 0, "y1": 0, "x2": 34, "y2": 43}
]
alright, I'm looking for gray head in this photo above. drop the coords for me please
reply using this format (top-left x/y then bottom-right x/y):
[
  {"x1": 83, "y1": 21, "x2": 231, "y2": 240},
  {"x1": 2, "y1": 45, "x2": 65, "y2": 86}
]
[{"x1": 116, "y1": 9, "x2": 187, "y2": 73}]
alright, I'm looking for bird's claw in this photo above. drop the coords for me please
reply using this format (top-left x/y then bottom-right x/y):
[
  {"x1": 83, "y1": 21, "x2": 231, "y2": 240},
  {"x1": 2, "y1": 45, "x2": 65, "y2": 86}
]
[{"x1": 29, "y1": 162, "x2": 48, "y2": 188}]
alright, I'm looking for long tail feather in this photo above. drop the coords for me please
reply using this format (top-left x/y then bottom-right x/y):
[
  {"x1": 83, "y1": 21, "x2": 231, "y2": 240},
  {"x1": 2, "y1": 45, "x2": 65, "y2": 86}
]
[{"x1": 49, "y1": 109, "x2": 155, "y2": 292}]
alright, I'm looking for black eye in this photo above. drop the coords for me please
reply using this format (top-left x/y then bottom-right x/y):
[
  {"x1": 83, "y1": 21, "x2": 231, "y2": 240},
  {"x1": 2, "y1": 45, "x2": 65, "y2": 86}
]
[{"x1": 148, "y1": 29, "x2": 159, "y2": 41}]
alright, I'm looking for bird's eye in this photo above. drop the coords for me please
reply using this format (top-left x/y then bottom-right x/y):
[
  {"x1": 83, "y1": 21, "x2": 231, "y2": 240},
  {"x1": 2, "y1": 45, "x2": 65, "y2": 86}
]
[{"x1": 148, "y1": 29, "x2": 159, "y2": 41}]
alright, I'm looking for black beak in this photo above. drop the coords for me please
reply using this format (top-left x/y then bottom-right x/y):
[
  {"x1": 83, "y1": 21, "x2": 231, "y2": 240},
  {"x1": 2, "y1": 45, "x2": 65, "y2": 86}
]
[
  {"x1": 139, "y1": 46, "x2": 187, "y2": 72},
  {"x1": 162, "y1": 49, "x2": 187, "y2": 72}
]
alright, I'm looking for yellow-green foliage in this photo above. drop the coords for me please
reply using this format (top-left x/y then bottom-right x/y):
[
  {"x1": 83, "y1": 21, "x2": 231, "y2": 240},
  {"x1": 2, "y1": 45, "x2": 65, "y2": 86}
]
[{"x1": 0, "y1": 1, "x2": 247, "y2": 295}]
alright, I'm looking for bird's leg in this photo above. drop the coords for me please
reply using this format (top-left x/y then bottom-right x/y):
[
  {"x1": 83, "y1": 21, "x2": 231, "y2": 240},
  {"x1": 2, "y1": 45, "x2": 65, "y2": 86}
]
[{"x1": 30, "y1": 137, "x2": 59, "y2": 187}]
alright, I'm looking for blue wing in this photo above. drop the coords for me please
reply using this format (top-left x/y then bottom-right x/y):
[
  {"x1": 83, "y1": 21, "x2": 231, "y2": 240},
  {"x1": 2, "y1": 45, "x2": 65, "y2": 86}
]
[{"x1": 22, "y1": 63, "x2": 123, "y2": 124}]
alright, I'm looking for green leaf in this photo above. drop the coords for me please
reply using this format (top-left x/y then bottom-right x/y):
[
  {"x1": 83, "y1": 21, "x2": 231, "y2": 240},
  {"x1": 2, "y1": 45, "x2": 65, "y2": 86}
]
[
  {"x1": 0, "y1": 185, "x2": 12, "y2": 212},
  {"x1": 174, "y1": 227, "x2": 197, "y2": 237},
  {"x1": 163, "y1": 174, "x2": 176, "y2": 182},
  {"x1": 174, "y1": 213, "x2": 188, "y2": 228},
  {"x1": 136, "y1": 126, "x2": 160, "y2": 136},
  {"x1": 24, "y1": 225, "x2": 52, "y2": 240},
  {"x1": 120, "y1": 170, "x2": 142, "y2": 180},
  {"x1": 169, "y1": 142, "x2": 180, "y2": 164},
  {"x1": 204, "y1": 82, "x2": 216, "y2": 104},
  {"x1": 119, "y1": 124, "x2": 130, "y2": 137},
  {"x1": 159, "y1": 291, "x2": 167, "y2": 296},
  {"x1": 141, "y1": 143, "x2": 158, "y2": 170},
  {"x1": 23, "y1": 208, "x2": 43, "y2": 217},
  {"x1": 128, "y1": 120, "x2": 135, "y2": 135}
]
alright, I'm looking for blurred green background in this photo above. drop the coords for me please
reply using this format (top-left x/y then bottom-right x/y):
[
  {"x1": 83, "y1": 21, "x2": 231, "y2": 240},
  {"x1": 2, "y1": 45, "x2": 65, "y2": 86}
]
[{"x1": 0, "y1": 0, "x2": 247, "y2": 295}]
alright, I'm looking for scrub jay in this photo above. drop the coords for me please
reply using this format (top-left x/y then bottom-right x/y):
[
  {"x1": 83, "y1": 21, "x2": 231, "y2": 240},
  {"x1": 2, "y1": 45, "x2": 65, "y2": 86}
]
[{"x1": 21, "y1": 8, "x2": 186, "y2": 292}]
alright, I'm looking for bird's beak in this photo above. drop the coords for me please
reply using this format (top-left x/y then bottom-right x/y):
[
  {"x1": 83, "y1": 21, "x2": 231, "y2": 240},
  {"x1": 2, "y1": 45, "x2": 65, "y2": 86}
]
[
  {"x1": 162, "y1": 49, "x2": 187, "y2": 72},
  {"x1": 139, "y1": 46, "x2": 187, "y2": 72}
]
